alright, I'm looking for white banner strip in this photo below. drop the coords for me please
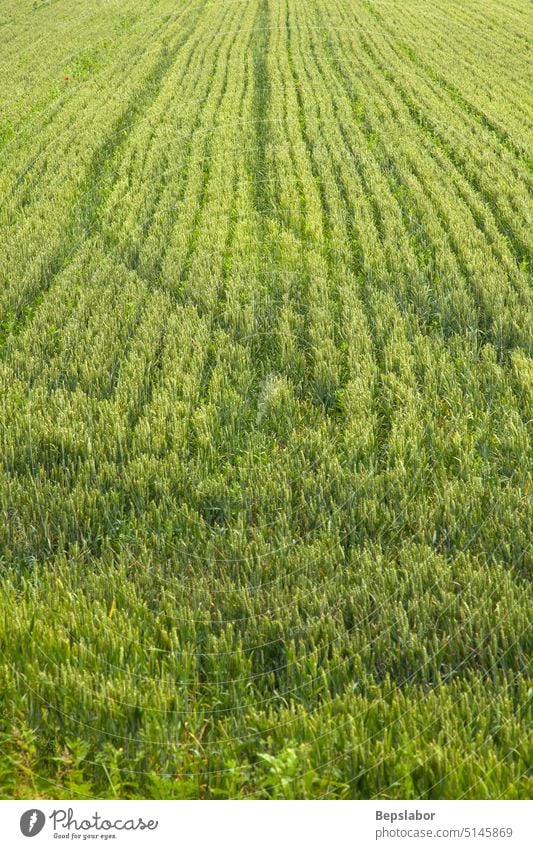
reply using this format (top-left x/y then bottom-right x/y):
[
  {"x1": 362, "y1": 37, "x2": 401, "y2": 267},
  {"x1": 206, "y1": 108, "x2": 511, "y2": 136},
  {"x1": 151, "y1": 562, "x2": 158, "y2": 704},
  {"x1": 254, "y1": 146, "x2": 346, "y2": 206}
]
[{"x1": 1, "y1": 800, "x2": 531, "y2": 848}]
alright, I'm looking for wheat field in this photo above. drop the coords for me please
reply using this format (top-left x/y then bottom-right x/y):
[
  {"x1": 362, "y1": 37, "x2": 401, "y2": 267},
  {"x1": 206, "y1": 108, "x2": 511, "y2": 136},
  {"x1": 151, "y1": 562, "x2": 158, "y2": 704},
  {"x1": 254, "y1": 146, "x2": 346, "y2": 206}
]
[{"x1": 0, "y1": 0, "x2": 531, "y2": 799}]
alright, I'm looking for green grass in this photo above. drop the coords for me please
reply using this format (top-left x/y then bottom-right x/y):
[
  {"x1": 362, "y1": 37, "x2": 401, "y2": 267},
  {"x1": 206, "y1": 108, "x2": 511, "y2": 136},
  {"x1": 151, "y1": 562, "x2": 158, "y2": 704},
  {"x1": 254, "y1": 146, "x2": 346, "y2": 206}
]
[{"x1": 0, "y1": 0, "x2": 531, "y2": 799}]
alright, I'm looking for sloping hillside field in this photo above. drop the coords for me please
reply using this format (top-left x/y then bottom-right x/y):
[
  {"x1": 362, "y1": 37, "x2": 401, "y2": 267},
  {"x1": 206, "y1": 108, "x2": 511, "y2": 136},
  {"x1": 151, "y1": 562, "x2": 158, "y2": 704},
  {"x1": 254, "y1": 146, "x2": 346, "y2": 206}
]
[{"x1": 0, "y1": 0, "x2": 531, "y2": 799}]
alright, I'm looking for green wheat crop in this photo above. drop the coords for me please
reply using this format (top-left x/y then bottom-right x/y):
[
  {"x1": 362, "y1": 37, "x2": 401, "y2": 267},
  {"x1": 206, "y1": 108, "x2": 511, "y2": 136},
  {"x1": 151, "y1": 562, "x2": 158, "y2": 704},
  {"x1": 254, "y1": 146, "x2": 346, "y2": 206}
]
[{"x1": 0, "y1": 0, "x2": 531, "y2": 800}]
